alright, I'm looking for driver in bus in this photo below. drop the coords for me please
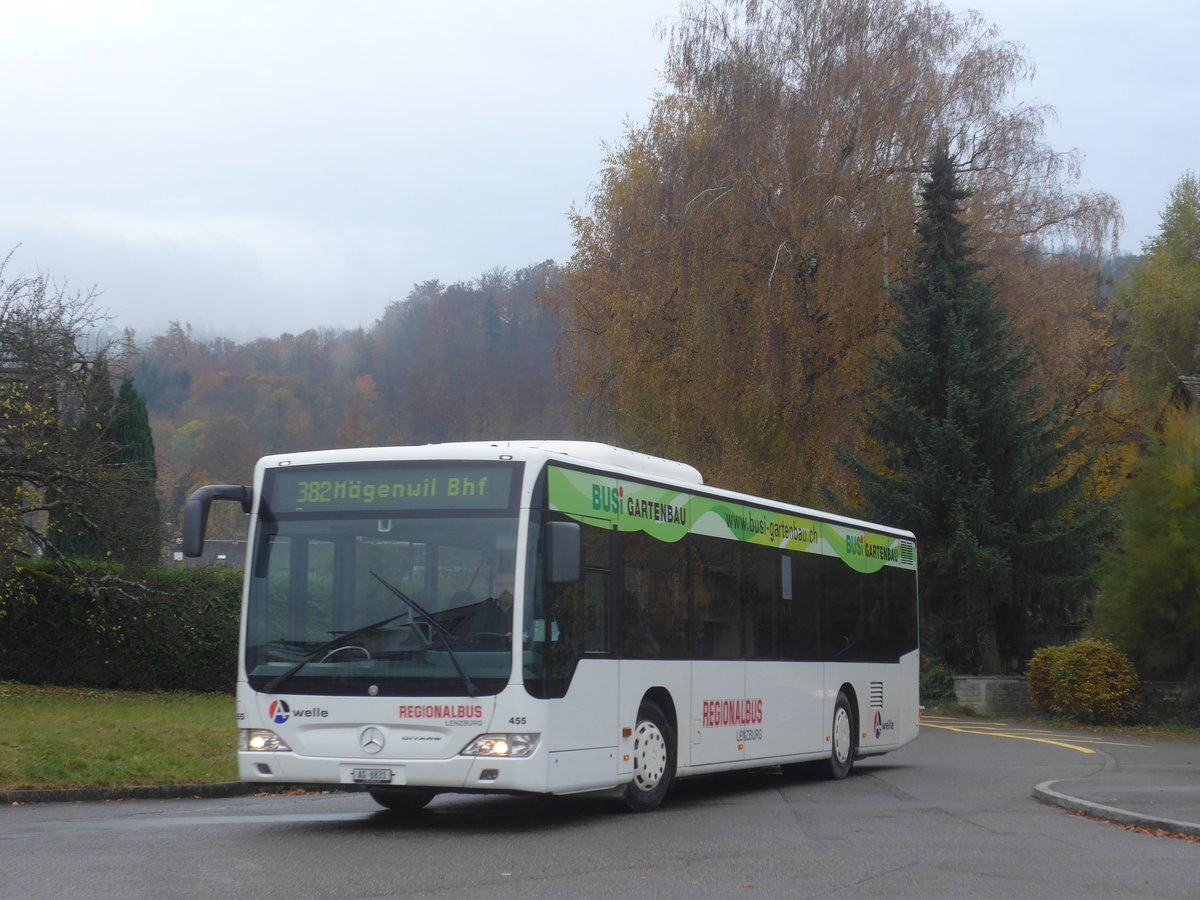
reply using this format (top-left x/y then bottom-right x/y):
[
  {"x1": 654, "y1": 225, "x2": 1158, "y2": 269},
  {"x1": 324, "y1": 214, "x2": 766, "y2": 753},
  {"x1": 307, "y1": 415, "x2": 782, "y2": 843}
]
[{"x1": 469, "y1": 572, "x2": 514, "y2": 643}]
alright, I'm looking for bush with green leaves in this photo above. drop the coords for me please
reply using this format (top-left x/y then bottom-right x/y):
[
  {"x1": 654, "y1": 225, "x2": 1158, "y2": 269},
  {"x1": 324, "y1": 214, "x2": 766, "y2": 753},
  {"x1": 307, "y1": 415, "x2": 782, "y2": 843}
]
[
  {"x1": 920, "y1": 656, "x2": 957, "y2": 706},
  {"x1": 1028, "y1": 639, "x2": 1140, "y2": 724},
  {"x1": 0, "y1": 559, "x2": 241, "y2": 692}
]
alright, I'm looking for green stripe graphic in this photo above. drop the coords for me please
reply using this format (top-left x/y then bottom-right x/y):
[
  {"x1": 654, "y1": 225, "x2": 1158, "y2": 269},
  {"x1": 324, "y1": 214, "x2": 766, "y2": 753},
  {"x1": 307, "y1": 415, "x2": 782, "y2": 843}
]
[{"x1": 546, "y1": 466, "x2": 914, "y2": 573}]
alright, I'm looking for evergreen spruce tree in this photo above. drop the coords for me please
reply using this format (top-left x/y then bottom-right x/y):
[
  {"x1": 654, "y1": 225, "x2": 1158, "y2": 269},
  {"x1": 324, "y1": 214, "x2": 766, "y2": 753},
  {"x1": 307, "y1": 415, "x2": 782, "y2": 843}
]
[
  {"x1": 844, "y1": 143, "x2": 1106, "y2": 673},
  {"x1": 108, "y1": 374, "x2": 160, "y2": 564}
]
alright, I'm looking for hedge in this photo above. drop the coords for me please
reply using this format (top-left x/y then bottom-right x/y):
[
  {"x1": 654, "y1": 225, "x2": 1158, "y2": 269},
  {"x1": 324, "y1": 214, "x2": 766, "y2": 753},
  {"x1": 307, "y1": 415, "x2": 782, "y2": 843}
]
[
  {"x1": 1026, "y1": 643, "x2": 1066, "y2": 713},
  {"x1": 0, "y1": 559, "x2": 241, "y2": 693},
  {"x1": 1027, "y1": 638, "x2": 1140, "y2": 725}
]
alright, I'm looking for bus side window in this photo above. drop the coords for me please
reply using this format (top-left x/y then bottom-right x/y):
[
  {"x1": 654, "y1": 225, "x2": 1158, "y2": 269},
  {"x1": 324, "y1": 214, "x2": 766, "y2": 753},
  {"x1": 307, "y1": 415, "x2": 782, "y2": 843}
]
[
  {"x1": 583, "y1": 570, "x2": 609, "y2": 653},
  {"x1": 821, "y1": 556, "x2": 866, "y2": 660},
  {"x1": 743, "y1": 544, "x2": 776, "y2": 659},
  {"x1": 621, "y1": 565, "x2": 659, "y2": 657},
  {"x1": 580, "y1": 523, "x2": 612, "y2": 653},
  {"x1": 689, "y1": 536, "x2": 741, "y2": 659},
  {"x1": 780, "y1": 552, "x2": 820, "y2": 661},
  {"x1": 888, "y1": 566, "x2": 919, "y2": 656},
  {"x1": 621, "y1": 530, "x2": 688, "y2": 659}
]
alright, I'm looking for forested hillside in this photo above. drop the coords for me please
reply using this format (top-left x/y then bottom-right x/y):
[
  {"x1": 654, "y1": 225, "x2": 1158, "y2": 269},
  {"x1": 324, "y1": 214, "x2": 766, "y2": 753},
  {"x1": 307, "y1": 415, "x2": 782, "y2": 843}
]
[{"x1": 133, "y1": 260, "x2": 580, "y2": 539}]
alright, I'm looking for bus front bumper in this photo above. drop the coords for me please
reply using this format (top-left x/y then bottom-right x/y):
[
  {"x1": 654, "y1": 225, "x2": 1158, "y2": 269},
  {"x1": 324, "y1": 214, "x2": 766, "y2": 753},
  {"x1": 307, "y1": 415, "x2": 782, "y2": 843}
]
[{"x1": 237, "y1": 750, "x2": 548, "y2": 794}]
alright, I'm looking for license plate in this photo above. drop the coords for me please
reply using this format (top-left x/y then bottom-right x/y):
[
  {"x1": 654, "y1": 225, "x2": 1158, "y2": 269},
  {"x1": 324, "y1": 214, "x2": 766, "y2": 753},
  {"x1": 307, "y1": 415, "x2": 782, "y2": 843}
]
[{"x1": 351, "y1": 768, "x2": 394, "y2": 784}]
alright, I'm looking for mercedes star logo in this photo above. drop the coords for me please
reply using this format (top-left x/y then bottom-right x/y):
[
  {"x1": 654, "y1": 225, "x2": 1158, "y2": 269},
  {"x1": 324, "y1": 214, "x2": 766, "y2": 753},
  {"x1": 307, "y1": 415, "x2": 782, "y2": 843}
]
[{"x1": 360, "y1": 726, "x2": 385, "y2": 754}]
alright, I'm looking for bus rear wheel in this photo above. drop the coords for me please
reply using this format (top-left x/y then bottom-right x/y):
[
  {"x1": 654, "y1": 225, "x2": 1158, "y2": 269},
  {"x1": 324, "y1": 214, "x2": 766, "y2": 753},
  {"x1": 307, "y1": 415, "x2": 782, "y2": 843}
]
[
  {"x1": 826, "y1": 690, "x2": 856, "y2": 780},
  {"x1": 369, "y1": 787, "x2": 438, "y2": 811},
  {"x1": 620, "y1": 700, "x2": 675, "y2": 812}
]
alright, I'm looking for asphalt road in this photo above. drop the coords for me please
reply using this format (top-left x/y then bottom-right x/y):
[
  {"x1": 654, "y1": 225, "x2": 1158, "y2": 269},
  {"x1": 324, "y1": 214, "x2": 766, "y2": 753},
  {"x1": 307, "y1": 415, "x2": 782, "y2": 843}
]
[{"x1": 2, "y1": 717, "x2": 1196, "y2": 899}]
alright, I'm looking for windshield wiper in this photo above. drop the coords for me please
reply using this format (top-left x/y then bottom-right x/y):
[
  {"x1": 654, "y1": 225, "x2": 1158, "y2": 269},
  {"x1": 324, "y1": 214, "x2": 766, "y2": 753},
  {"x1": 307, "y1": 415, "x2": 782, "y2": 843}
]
[
  {"x1": 262, "y1": 608, "x2": 414, "y2": 694},
  {"x1": 370, "y1": 571, "x2": 480, "y2": 697}
]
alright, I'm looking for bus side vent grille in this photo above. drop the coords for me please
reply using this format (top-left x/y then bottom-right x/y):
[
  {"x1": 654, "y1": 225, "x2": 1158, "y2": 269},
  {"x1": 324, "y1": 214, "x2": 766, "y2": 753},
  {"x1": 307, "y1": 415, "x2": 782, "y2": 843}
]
[
  {"x1": 899, "y1": 541, "x2": 916, "y2": 567},
  {"x1": 870, "y1": 682, "x2": 884, "y2": 708}
]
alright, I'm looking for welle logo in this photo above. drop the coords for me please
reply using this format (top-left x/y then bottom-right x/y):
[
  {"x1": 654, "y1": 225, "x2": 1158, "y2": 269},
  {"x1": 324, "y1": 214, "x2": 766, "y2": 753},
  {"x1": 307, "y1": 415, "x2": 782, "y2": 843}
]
[
  {"x1": 267, "y1": 699, "x2": 328, "y2": 723},
  {"x1": 873, "y1": 710, "x2": 895, "y2": 739}
]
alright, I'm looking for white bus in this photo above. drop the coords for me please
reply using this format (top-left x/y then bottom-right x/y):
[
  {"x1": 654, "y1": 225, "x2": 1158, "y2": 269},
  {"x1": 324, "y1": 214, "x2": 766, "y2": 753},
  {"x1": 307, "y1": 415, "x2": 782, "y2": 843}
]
[{"x1": 184, "y1": 440, "x2": 919, "y2": 812}]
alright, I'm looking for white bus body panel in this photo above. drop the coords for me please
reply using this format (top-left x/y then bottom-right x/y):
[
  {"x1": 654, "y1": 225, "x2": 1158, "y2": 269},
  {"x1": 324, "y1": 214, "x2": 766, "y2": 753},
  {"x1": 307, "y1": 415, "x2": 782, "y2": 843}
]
[
  {"x1": 690, "y1": 661, "x2": 746, "y2": 766},
  {"x1": 545, "y1": 659, "x2": 621, "y2": 793},
  {"x1": 745, "y1": 660, "x2": 825, "y2": 760},
  {"x1": 236, "y1": 657, "x2": 919, "y2": 795},
  {"x1": 237, "y1": 685, "x2": 554, "y2": 794}
]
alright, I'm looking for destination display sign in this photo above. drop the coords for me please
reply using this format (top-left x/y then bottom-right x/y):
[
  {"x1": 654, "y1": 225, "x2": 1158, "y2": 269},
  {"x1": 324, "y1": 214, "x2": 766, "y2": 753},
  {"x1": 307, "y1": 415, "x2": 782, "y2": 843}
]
[{"x1": 266, "y1": 463, "x2": 517, "y2": 513}]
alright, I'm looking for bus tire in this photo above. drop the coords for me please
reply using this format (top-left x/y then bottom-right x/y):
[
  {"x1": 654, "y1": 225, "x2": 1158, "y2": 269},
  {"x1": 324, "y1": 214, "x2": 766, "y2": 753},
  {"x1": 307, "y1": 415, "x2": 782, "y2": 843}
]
[
  {"x1": 369, "y1": 787, "x2": 438, "y2": 811},
  {"x1": 826, "y1": 690, "x2": 856, "y2": 780},
  {"x1": 620, "y1": 700, "x2": 675, "y2": 812}
]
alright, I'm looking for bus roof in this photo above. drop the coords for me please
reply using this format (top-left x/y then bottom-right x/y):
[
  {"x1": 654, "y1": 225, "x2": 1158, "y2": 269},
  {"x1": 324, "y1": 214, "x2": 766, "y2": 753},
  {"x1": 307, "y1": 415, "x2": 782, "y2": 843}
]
[
  {"x1": 257, "y1": 440, "x2": 703, "y2": 484},
  {"x1": 255, "y1": 440, "x2": 915, "y2": 540}
]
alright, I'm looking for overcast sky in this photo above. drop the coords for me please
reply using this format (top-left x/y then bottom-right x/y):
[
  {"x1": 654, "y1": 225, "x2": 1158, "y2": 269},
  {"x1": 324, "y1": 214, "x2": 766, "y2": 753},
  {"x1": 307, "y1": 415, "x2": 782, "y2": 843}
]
[{"x1": 1, "y1": 0, "x2": 1195, "y2": 340}]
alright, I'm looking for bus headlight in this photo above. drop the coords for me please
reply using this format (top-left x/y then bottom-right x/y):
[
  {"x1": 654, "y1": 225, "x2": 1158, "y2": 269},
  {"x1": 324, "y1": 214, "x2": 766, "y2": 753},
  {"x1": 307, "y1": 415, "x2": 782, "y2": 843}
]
[
  {"x1": 460, "y1": 733, "x2": 540, "y2": 758},
  {"x1": 240, "y1": 729, "x2": 291, "y2": 752}
]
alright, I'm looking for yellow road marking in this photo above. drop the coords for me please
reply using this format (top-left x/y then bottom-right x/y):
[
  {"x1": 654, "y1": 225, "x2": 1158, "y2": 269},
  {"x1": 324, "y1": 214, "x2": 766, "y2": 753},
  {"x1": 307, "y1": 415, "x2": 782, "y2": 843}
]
[
  {"x1": 921, "y1": 721, "x2": 1096, "y2": 754},
  {"x1": 1001, "y1": 733, "x2": 1149, "y2": 749},
  {"x1": 920, "y1": 717, "x2": 1151, "y2": 750}
]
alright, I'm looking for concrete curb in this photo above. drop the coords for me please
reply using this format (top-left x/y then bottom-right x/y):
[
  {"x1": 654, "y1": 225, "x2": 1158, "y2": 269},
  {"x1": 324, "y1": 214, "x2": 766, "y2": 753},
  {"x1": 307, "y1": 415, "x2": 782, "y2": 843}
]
[{"x1": 1033, "y1": 780, "x2": 1200, "y2": 838}]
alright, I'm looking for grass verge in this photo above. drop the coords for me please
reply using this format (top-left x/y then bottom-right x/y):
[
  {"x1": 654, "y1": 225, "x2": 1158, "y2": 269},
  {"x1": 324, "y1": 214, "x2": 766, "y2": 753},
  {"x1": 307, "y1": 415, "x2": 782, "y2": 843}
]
[{"x1": 1, "y1": 682, "x2": 237, "y2": 791}]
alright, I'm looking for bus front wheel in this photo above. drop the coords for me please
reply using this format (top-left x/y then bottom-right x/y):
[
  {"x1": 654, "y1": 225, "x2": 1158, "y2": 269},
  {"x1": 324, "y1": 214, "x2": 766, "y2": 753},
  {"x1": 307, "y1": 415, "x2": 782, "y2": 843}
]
[
  {"x1": 826, "y1": 690, "x2": 856, "y2": 780},
  {"x1": 621, "y1": 700, "x2": 675, "y2": 812}
]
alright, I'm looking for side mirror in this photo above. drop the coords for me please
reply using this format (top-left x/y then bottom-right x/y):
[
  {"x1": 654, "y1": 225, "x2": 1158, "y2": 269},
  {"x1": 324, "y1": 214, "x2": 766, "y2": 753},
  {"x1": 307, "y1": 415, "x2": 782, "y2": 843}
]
[
  {"x1": 182, "y1": 484, "x2": 252, "y2": 557},
  {"x1": 544, "y1": 521, "x2": 581, "y2": 583}
]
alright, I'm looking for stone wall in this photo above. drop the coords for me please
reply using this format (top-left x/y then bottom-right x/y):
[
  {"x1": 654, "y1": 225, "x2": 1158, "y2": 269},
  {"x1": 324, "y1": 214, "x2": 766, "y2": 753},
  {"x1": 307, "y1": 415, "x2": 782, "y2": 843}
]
[
  {"x1": 952, "y1": 675, "x2": 1190, "y2": 722},
  {"x1": 951, "y1": 676, "x2": 1035, "y2": 717},
  {"x1": 1137, "y1": 681, "x2": 1189, "y2": 723}
]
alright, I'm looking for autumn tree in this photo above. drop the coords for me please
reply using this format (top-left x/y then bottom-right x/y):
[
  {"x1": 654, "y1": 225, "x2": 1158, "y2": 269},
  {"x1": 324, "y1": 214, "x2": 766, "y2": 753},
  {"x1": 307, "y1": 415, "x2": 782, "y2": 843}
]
[
  {"x1": 844, "y1": 145, "x2": 1107, "y2": 673},
  {"x1": 1120, "y1": 173, "x2": 1200, "y2": 417},
  {"x1": 551, "y1": 0, "x2": 1120, "y2": 503},
  {"x1": 1096, "y1": 174, "x2": 1200, "y2": 679},
  {"x1": 1097, "y1": 403, "x2": 1200, "y2": 680},
  {"x1": 337, "y1": 375, "x2": 380, "y2": 448}
]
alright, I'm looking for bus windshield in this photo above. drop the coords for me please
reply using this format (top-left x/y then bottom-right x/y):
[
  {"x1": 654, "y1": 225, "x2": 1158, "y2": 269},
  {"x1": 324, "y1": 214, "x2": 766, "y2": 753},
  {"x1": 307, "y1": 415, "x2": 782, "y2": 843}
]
[{"x1": 245, "y1": 461, "x2": 521, "y2": 697}]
